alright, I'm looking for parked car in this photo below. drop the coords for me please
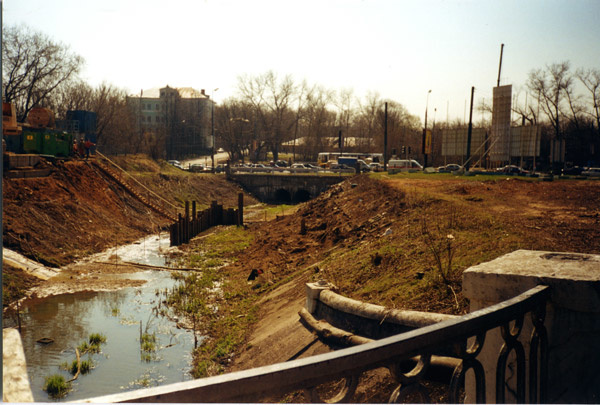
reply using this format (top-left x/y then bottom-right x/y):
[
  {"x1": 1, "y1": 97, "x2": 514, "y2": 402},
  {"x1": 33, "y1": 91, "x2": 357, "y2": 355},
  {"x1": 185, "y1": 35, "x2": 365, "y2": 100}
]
[
  {"x1": 581, "y1": 167, "x2": 600, "y2": 177},
  {"x1": 330, "y1": 163, "x2": 355, "y2": 172},
  {"x1": 437, "y1": 164, "x2": 462, "y2": 173},
  {"x1": 562, "y1": 165, "x2": 583, "y2": 176},
  {"x1": 189, "y1": 163, "x2": 205, "y2": 172},
  {"x1": 167, "y1": 160, "x2": 183, "y2": 169},
  {"x1": 496, "y1": 165, "x2": 528, "y2": 174}
]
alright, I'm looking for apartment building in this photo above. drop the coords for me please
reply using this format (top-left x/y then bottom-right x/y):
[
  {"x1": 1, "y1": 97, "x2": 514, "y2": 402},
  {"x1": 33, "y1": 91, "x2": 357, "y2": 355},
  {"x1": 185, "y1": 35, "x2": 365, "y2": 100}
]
[{"x1": 127, "y1": 85, "x2": 213, "y2": 159}]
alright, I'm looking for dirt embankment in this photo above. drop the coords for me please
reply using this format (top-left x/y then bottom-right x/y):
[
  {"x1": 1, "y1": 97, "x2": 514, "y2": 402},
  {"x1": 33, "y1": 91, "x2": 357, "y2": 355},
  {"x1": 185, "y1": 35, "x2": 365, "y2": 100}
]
[
  {"x1": 3, "y1": 160, "x2": 168, "y2": 267},
  {"x1": 2, "y1": 156, "x2": 256, "y2": 305},
  {"x1": 225, "y1": 175, "x2": 600, "y2": 382}
]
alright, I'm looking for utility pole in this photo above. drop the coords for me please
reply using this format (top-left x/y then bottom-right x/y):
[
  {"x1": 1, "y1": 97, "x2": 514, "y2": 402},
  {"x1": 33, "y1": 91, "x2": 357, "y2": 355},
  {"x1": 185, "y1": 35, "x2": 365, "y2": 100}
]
[
  {"x1": 423, "y1": 90, "x2": 432, "y2": 168},
  {"x1": 466, "y1": 86, "x2": 475, "y2": 170},
  {"x1": 497, "y1": 43, "x2": 504, "y2": 87},
  {"x1": 384, "y1": 102, "x2": 388, "y2": 171},
  {"x1": 211, "y1": 88, "x2": 218, "y2": 172}
]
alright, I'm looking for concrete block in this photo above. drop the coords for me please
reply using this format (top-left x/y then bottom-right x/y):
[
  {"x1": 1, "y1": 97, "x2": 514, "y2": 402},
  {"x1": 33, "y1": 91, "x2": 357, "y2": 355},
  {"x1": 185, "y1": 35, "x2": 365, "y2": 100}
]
[
  {"x1": 463, "y1": 250, "x2": 600, "y2": 403},
  {"x1": 305, "y1": 281, "x2": 333, "y2": 314}
]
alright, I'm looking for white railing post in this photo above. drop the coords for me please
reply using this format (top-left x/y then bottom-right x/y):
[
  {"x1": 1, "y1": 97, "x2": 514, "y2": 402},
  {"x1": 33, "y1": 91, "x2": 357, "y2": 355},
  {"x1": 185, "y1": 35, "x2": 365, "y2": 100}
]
[{"x1": 305, "y1": 280, "x2": 333, "y2": 314}]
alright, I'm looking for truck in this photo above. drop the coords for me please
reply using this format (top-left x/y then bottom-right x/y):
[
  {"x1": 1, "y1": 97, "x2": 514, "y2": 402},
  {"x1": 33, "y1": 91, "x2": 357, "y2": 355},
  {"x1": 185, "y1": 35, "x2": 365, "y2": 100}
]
[{"x1": 337, "y1": 157, "x2": 370, "y2": 172}]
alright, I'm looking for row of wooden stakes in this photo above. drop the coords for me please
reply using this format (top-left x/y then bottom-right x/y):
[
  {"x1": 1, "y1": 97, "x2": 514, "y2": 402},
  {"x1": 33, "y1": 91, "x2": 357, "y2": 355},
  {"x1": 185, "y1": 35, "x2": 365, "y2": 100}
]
[{"x1": 169, "y1": 193, "x2": 244, "y2": 246}]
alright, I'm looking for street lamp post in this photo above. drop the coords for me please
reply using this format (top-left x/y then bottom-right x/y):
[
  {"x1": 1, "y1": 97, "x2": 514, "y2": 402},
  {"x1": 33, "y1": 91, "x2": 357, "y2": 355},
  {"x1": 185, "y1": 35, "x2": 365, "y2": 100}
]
[
  {"x1": 423, "y1": 89, "x2": 432, "y2": 168},
  {"x1": 211, "y1": 88, "x2": 219, "y2": 172}
]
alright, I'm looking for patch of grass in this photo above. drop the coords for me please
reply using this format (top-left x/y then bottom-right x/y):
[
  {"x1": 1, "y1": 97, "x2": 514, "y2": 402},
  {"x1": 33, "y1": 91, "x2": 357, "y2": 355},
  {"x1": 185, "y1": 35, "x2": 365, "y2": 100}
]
[
  {"x1": 89, "y1": 333, "x2": 107, "y2": 345},
  {"x1": 141, "y1": 333, "x2": 157, "y2": 352},
  {"x1": 64, "y1": 358, "x2": 93, "y2": 375},
  {"x1": 43, "y1": 374, "x2": 70, "y2": 398},
  {"x1": 192, "y1": 298, "x2": 259, "y2": 378},
  {"x1": 77, "y1": 332, "x2": 106, "y2": 354},
  {"x1": 77, "y1": 341, "x2": 90, "y2": 353}
]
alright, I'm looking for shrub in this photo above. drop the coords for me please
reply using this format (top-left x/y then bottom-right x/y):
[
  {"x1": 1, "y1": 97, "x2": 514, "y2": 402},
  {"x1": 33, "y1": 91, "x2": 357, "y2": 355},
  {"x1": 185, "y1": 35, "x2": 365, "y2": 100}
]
[{"x1": 43, "y1": 374, "x2": 70, "y2": 398}]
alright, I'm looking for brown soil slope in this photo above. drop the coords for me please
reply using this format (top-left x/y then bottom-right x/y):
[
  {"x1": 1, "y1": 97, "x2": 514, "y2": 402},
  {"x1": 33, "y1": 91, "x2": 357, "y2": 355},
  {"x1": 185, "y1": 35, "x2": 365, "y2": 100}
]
[
  {"x1": 227, "y1": 174, "x2": 600, "y2": 376},
  {"x1": 3, "y1": 160, "x2": 169, "y2": 267},
  {"x1": 226, "y1": 175, "x2": 599, "y2": 313},
  {"x1": 2, "y1": 156, "x2": 256, "y2": 268}
]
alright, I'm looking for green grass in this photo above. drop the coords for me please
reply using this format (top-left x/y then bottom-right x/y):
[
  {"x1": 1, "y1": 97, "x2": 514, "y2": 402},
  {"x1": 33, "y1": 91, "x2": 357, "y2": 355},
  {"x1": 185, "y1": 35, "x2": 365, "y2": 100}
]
[
  {"x1": 77, "y1": 332, "x2": 106, "y2": 354},
  {"x1": 89, "y1": 333, "x2": 106, "y2": 345},
  {"x1": 160, "y1": 225, "x2": 260, "y2": 378},
  {"x1": 141, "y1": 333, "x2": 157, "y2": 352},
  {"x1": 43, "y1": 374, "x2": 70, "y2": 398},
  {"x1": 64, "y1": 358, "x2": 93, "y2": 375}
]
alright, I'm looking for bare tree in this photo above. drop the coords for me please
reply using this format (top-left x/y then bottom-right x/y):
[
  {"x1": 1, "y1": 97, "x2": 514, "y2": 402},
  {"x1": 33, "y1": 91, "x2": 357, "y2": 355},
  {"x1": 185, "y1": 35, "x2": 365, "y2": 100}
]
[
  {"x1": 563, "y1": 73, "x2": 585, "y2": 130},
  {"x1": 527, "y1": 61, "x2": 572, "y2": 140},
  {"x1": 2, "y1": 24, "x2": 84, "y2": 121},
  {"x1": 577, "y1": 68, "x2": 600, "y2": 135},
  {"x1": 335, "y1": 88, "x2": 355, "y2": 141},
  {"x1": 215, "y1": 98, "x2": 254, "y2": 163},
  {"x1": 300, "y1": 85, "x2": 334, "y2": 160},
  {"x1": 237, "y1": 71, "x2": 297, "y2": 161},
  {"x1": 355, "y1": 92, "x2": 382, "y2": 150},
  {"x1": 48, "y1": 80, "x2": 94, "y2": 118}
]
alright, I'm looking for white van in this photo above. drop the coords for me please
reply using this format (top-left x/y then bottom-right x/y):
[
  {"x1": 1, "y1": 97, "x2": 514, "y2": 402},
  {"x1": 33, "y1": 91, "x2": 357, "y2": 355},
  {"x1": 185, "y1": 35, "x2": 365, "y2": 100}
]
[{"x1": 388, "y1": 159, "x2": 423, "y2": 174}]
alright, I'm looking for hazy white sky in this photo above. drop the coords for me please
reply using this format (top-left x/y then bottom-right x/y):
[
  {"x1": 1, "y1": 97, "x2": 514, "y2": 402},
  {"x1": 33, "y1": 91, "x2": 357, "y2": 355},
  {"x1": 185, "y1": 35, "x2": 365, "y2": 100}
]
[{"x1": 4, "y1": 0, "x2": 600, "y2": 122}]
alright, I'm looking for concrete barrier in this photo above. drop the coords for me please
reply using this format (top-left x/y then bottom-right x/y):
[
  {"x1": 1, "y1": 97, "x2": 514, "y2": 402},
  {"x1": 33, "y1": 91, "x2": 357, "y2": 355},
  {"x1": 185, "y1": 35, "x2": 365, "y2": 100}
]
[
  {"x1": 463, "y1": 249, "x2": 600, "y2": 403},
  {"x1": 305, "y1": 281, "x2": 457, "y2": 340},
  {"x1": 3, "y1": 328, "x2": 34, "y2": 402}
]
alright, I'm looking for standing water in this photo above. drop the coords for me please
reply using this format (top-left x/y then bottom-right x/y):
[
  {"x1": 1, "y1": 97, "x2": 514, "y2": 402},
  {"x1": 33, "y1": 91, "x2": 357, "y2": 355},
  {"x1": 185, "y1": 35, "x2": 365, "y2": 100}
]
[{"x1": 18, "y1": 234, "x2": 198, "y2": 402}]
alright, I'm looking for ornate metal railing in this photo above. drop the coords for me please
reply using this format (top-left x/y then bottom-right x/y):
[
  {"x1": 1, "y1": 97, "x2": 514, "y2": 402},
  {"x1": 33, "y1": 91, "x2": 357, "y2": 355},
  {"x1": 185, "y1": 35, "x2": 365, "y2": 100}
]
[{"x1": 82, "y1": 285, "x2": 549, "y2": 403}]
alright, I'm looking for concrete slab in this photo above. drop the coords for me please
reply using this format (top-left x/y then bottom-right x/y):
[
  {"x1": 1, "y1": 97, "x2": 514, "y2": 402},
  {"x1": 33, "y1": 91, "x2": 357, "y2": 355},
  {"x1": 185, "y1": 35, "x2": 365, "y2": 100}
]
[
  {"x1": 463, "y1": 249, "x2": 600, "y2": 312},
  {"x1": 3, "y1": 328, "x2": 34, "y2": 402}
]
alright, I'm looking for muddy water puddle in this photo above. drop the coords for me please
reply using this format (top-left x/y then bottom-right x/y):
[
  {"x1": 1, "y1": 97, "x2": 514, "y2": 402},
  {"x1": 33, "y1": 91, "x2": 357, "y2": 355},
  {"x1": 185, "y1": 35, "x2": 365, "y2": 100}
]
[{"x1": 19, "y1": 234, "x2": 198, "y2": 402}]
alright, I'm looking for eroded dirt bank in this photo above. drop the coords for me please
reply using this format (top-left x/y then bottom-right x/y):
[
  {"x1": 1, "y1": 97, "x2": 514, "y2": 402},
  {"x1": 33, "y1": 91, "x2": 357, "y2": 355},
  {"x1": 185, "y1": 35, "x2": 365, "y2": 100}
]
[
  {"x1": 217, "y1": 174, "x2": 600, "y2": 402},
  {"x1": 2, "y1": 156, "x2": 256, "y2": 305}
]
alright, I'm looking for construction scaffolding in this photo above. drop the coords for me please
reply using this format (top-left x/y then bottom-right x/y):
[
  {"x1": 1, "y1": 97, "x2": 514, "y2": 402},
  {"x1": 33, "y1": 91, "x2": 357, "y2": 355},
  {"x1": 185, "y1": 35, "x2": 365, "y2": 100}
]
[
  {"x1": 510, "y1": 126, "x2": 540, "y2": 158},
  {"x1": 441, "y1": 128, "x2": 487, "y2": 158}
]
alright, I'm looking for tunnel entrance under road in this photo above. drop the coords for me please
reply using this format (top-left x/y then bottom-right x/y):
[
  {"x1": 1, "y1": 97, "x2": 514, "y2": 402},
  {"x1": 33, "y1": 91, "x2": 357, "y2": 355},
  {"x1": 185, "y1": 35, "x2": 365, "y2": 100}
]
[
  {"x1": 274, "y1": 189, "x2": 292, "y2": 203},
  {"x1": 293, "y1": 189, "x2": 311, "y2": 203},
  {"x1": 272, "y1": 188, "x2": 312, "y2": 204}
]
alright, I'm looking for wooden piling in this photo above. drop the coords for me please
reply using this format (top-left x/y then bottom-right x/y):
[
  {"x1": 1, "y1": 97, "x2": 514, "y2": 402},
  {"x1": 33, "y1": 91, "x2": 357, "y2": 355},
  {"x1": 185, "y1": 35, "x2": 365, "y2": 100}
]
[
  {"x1": 238, "y1": 193, "x2": 244, "y2": 226},
  {"x1": 185, "y1": 201, "x2": 190, "y2": 243}
]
